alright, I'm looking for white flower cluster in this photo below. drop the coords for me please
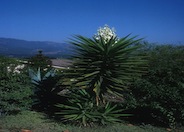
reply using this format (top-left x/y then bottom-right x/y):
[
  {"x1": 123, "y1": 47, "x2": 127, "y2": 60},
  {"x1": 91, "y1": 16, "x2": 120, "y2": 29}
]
[
  {"x1": 94, "y1": 24, "x2": 118, "y2": 44},
  {"x1": 7, "y1": 64, "x2": 25, "y2": 74}
]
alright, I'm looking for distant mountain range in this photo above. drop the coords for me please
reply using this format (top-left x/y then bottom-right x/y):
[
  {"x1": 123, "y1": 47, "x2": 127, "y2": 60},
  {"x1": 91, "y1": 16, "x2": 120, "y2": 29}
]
[{"x1": 0, "y1": 37, "x2": 73, "y2": 58}]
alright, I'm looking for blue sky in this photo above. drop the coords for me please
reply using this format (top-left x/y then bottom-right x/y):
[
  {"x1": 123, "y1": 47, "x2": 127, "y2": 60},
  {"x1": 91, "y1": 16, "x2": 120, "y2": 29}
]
[{"x1": 0, "y1": 0, "x2": 184, "y2": 44}]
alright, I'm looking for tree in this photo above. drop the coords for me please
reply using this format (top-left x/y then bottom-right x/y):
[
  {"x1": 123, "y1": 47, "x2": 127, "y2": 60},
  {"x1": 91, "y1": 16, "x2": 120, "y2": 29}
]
[{"x1": 28, "y1": 50, "x2": 52, "y2": 71}]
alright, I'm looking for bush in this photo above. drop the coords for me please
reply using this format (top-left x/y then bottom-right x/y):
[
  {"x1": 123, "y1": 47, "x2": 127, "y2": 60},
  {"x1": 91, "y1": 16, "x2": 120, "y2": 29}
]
[
  {"x1": 28, "y1": 50, "x2": 52, "y2": 73},
  {"x1": 56, "y1": 89, "x2": 131, "y2": 126},
  {"x1": 29, "y1": 68, "x2": 62, "y2": 114},
  {"x1": 126, "y1": 45, "x2": 184, "y2": 128},
  {"x1": 0, "y1": 56, "x2": 33, "y2": 115}
]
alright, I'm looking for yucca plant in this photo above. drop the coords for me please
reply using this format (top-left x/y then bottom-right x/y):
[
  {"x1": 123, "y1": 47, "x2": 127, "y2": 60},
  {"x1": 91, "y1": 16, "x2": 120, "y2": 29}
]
[
  {"x1": 96, "y1": 102, "x2": 132, "y2": 125},
  {"x1": 65, "y1": 25, "x2": 147, "y2": 105},
  {"x1": 56, "y1": 89, "x2": 130, "y2": 126},
  {"x1": 56, "y1": 89, "x2": 96, "y2": 126}
]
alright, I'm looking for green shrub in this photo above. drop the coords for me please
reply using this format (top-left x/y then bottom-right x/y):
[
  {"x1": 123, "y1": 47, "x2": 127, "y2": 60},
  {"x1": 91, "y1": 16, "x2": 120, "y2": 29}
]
[
  {"x1": 0, "y1": 56, "x2": 33, "y2": 115},
  {"x1": 126, "y1": 45, "x2": 184, "y2": 128},
  {"x1": 28, "y1": 51, "x2": 62, "y2": 114},
  {"x1": 29, "y1": 68, "x2": 62, "y2": 114},
  {"x1": 28, "y1": 50, "x2": 52, "y2": 72},
  {"x1": 56, "y1": 89, "x2": 130, "y2": 126}
]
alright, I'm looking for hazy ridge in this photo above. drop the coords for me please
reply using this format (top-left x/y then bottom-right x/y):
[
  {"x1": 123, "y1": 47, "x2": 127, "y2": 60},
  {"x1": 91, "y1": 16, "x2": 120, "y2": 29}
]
[{"x1": 0, "y1": 38, "x2": 72, "y2": 58}]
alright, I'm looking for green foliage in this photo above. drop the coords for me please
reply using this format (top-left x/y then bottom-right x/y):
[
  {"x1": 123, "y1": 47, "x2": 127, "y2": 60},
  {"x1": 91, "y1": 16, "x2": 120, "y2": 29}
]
[
  {"x1": 56, "y1": 89, "x2": 130, "y2": 126},
  {"x1": 28, "y1": 50, "x2": 52, "y2": 72},
  {"x1": 96, "y1": 102, "x2": 132, "y2": 125},
  {"x1": 126, "y1": 45, "x2": 184, "y2": 128},
  {"x1": 56, "y1": 27, "x2": 146, "y2": 126},
  {"x1": 29, "y1": 68, "x2": 62, "y2": 113},
  {"x1": 56, "y1": 89, "x2": 96, "y2": 126},
  {"x1": 0, "y1": 56, "x2": 33, "y2": 115},
  {"x1": 64, "y1": 34, "x2": 147, "y2": 105},
  {"x1": 29, "y1": 68, "x2": 55, "y2": 85}
]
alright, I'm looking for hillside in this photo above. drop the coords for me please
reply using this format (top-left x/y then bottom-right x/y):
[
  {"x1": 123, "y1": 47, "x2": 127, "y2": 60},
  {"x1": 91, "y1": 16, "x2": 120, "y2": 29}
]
[{"x1": 0, "y1": 38, "x2": 73, "y2": 58}]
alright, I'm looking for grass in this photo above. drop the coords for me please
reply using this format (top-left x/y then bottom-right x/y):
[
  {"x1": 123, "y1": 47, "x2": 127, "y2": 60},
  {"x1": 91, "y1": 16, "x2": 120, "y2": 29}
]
[{"x1": 0, "y1": 110, "x2": 182, "y2": 132}]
